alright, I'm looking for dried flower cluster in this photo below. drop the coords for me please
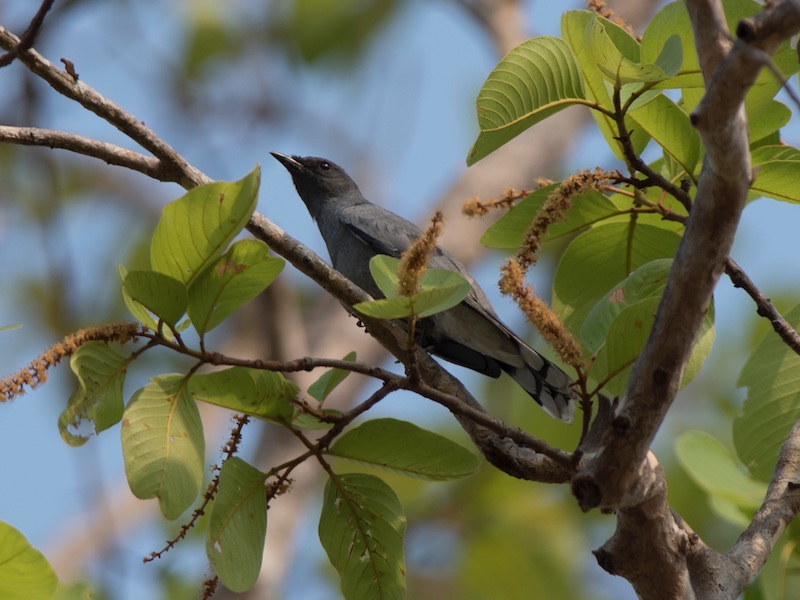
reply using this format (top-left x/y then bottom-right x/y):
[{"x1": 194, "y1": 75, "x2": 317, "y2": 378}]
[
  {"x1": 462, "y1": 187, "x2": 533, "y2": 217},
  {"x1": 499, "y1": 259, "x2": 585, "y2": 370},
  {"x1": 396, "y1": 210, "x2": 445, "y2": 297}
]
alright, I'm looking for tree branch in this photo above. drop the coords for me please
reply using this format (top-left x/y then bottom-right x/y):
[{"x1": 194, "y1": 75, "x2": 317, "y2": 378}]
[{"x1": 574, "y1": 0, "x2": 800, "y2": 511}]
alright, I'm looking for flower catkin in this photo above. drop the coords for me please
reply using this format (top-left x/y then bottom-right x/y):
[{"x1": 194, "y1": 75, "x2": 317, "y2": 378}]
[
  {"x1": 397, "y1": 210, "x2": 445, "y2": 297},
  {"x1": 0, "y1": 321, "x2": 143, "y2": 402}
]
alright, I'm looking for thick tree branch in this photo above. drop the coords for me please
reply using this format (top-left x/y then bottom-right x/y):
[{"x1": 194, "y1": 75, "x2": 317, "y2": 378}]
[
  {"x1": 573, "y1": 1, "x2": 800, "y2": 598},
  {"x1": 574, "y1": 0, "x2": 800, "y2": 511}
]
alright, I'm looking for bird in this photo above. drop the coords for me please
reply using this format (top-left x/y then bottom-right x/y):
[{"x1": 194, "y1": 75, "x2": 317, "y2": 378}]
[{"x1": 271, "y1": 152, "x2": 576, "y2": 422}]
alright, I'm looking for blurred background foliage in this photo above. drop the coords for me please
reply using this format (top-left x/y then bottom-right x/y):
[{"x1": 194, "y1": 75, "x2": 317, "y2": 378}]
[{"x1": 1, "y1": 0, "x2": 796, "y2": 599}]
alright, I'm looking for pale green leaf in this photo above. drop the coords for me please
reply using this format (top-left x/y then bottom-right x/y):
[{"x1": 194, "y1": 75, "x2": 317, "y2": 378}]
[
  {"x1": 734, "y1": 304, "x2": 800, "y2": 481},
  {"x1": 356, "y1": 255, "x2": 471, "y2": 319},
  {"x1": 121, "y1": 374, "x2": 205, "y2": 519},
  {"x1": 749, "y1": 100, "x2": 791, "y2": 145},
  {"x1": 0, "y1": 522, "x2": 58, "y2": 600},
  {"x1": 587, "y1": 15, "x2": 678, "y2": 84},
  {"x1": 307, "y1": 351, "x2": 357, "y2": 402},
  {"x1": 59, "y1": 341, "x2": 129, "y2": 446},
  {"x1": 675, "y1": 431, "x2": 765, "y2": 512},
  {"x1": 750, "y1": 145, "x2": 800, "y2": 204},
  {"x1": 188, "y1": 238, "x2": 284, "y2": 334},
  {"x1": 368, "y1": 254, "x2": 401, "y2": 299},
  {"x1": 119, "y1": 264, "x2": 161, "y2": 332},
  {"x1": 629, "y1": 93, "x2": 700, "y2": 176},
  {"x1": 329, "y1": 418, "x2": 480, "y2": 480},
  {"x1": 206, "y1": 457, "x2": 267, "y2": 593},
  {"x1": 467, "y1": 37, "x2": 585, "y2": 165},
  {"x1": 190, "y1": 367, "x2": 296, "y2": 422},
  {"x1": 319, "y1": 473, "x2": 406, "y2": 600},
  {"x1": 123, "y1": 270, "x2": 188, "y2": 327},
  {"x1": 150, "y1": 166, "x2": 260, "y2": 285},
  {"x1": 561, "y1": 11, "x2": 650, "y2": 159}
]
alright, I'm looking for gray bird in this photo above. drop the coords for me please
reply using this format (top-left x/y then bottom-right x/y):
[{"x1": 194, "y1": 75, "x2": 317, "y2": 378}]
[{"x1": 272, "y1": 152, "x2": 575, "y2": 422}]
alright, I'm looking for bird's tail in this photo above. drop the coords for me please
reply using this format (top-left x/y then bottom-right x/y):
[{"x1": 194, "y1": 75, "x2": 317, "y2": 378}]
[{"x1": 501, "y1": 343, "x2": 575, "y2": 423}]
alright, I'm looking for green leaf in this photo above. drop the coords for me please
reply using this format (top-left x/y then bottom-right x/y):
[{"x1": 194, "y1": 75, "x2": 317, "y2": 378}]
[
  {"x1": 561, "y1": 10, "x2": 650, "y2": 159},
  {"x1": 749, "y1": 100, "x2": 791, "y2": 145},
  {"x1": 553, "y1": 222, "x2": 681, "y2": 337},
  {"x1": 119, "y1": 264, "x2": 161, "y2": 332},
  {"x1": 354, "y1": 256, "x2": 471, "y2": 319},
  {"x1": 328, "y1": 418, "x2": 481, "y2": 481},
  {"x1": 480, "y1": 184, "x2": 624, "y2": 250},
  {"x1": 366, "y1": 254, "x2": 403, "y2": 299},
  {"x1": 675, "y1": 431, "x2": 765, "y2": 513},
  {"x1": 581, "y1": 259, "x2": 673, "y2": 353},
  {"x1": 189, "y1": 367, "x2": 296, "y2": 422},
  {"x1": 121, "y1": 374, "x2": 205, "y2": 519},
  {"x1": 590, "y1": 295, "x2": 714, "y2": 397},
  {"x1": 0, "y1": 323, "x2": 22, "y2": 331},
  {"x1": 319, "y1": 473, "x2": 406, "y2": 600},
  {"x1": 734, "y1": 304, "x2": 800, "y2": 481},
  {"x1": 0, "y1": 522, "x2": 58, "y2": 600},
  {"x1": 308, "y1": 351, "x2": 357, "y2": 402},
  {"x1": 123, "y1": 270, "x2": 188, "y2": 327},
  {"x1": 206, "y1": 457, "x2": 267, "y2": 593},
  {"x1": 354, "y1": 285, "x2": 468, "y2": 319},
  {"x1": 59, "y1": 341, "x2": 130, "y2": 446},
  {"x1": 629, "y1": 93, "x2": 700, "y2": 176},
  {"x1": 750, "y1": 145, "x2": 800, "y2": 204},
  {"x1": 467, "y1": 37, "x2": 585, "y2": 165},
  {"x1": 188, "y1": 238, "x2": 284, "y2": 334},
  {"x1": 150, "y1": 166, "x2": 260, "y2": 285},
  {"x1": 587, "y1": 16, "x2": 679, "y2": 84}
]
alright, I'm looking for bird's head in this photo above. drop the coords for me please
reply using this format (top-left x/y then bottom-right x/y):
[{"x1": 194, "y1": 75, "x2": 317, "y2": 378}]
[{"x1": 271, "y1": 153, "x2": 363, "y2": 211}]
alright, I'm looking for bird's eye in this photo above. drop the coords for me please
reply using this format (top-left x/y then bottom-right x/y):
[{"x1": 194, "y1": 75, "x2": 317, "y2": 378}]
[{"x1": 320, "y1": 161, "x2": 331, "y2": 171}]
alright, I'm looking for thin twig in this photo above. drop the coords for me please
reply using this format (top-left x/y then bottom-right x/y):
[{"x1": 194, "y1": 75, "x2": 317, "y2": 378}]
[{"x1": 0, "y1": 0, "x2": 55, "y2": 68}]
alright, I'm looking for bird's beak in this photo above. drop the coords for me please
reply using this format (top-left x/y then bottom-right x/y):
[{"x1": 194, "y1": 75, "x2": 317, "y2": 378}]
[{"x1": 270, "y1": 152, "x2": 303, "y2": 173}]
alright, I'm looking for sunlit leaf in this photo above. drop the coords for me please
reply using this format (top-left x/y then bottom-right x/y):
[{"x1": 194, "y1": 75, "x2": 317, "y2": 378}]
[
  {"x1": 121, "y1": 374, "x2": 205, "y2": 519},
  {"x1": 207, "y1": 457, "x2": 267, "y2": 592},
  {"x1": 59, "y1": 341, "x2": 129, "y2": 446},
  {"x1": 328, "y1": 418, "x2": 481, "y2": 480},
  {"x1": 355, "y1": 255, "x2": 470, "y2": 319},
  {"x1": 467, "y1": 37, "x2": 585, "y2": 165},
  {"x1": 150, "y1": 166, "x2": 260, "y2": 285},
  {"x1": 188, "y1": 238, "x2": 284, "y2": 334},
  {"x1": 123, "y1": 270, "x2": 187, "y2": 327},
  {"x1": 0, "y1": 522, "x2": 58, "y2": 600},
  {"x1": 190, "y1": 367, "x2": 296, "y2": 422}
]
